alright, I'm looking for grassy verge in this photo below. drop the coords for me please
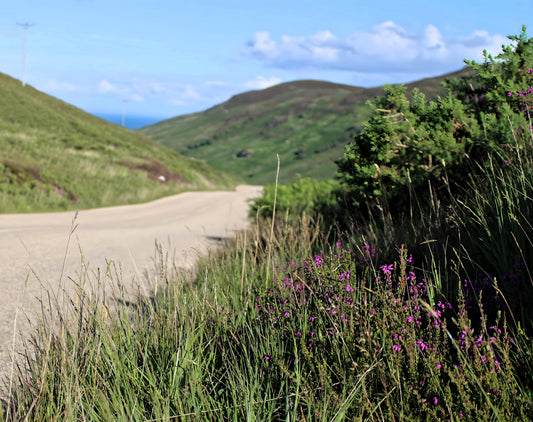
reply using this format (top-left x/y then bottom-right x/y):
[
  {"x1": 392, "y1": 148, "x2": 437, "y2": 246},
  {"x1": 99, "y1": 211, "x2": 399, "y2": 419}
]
[
  {"x1": 2, "y1": 130, "x2": 533, "y2": 421},
  {"x1": 3, "y1": 188, "x2": 533, "y2": 419}
]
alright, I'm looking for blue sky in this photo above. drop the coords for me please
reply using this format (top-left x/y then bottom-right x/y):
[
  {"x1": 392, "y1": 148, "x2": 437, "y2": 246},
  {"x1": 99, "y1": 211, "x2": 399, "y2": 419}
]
[{"x1": 1, "y1": 0, "x2": 531, "y2": 119}]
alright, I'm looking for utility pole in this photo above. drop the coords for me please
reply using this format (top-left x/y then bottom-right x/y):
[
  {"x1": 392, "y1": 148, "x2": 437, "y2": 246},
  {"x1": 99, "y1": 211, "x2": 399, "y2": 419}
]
[
  {"x1": 17, "y1": 22, "x2": 35, "y2": 87},
  {"x1": 122, "y1": 100, "x2": 127, "y2": 127}
]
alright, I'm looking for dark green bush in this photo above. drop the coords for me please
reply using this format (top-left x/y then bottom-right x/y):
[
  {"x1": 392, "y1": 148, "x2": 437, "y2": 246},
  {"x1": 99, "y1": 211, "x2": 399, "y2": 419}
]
[
  {"x1": 250, "y1": 175, "x2": 339, "y2": 220},
  {"x1": 336, "y1": 85, "x2": 480, "y2": 205},
  {"x1": 337, "y1": 26, "x2": 533, "y2": 208}
]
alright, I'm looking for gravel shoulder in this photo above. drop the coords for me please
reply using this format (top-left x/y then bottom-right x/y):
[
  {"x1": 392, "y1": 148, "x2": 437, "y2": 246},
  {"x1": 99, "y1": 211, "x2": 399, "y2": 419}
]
[{"x1": 0, "y1": 185, "x2": 262, "y2": 394}]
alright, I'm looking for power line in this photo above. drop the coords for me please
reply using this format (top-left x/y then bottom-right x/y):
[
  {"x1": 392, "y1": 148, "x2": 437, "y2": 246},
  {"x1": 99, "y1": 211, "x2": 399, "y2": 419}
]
[{"x1": 17, "y1": 22, "x2": 35, "y2": 87}]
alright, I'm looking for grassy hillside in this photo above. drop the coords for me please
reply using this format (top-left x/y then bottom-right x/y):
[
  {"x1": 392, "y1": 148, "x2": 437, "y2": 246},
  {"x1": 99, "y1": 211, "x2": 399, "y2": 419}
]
[
  {"x1": 139, "y1": 69, "x2": 469, "y2": 185},
  {"x1": 0, "y1": 72, "x2": 240, "y2": 213}
]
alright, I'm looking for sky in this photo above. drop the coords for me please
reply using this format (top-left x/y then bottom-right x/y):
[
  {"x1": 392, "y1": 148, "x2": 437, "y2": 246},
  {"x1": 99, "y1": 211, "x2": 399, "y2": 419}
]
[{"x1": 1, "y1": 0, "x2": 531, "y2": 120}]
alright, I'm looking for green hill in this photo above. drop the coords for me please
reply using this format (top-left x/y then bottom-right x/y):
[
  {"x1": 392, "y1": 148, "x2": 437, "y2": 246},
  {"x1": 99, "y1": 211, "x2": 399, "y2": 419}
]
[
  {"x1": 139, "y1": 69, "x2": 469, "y2": 185},
  {"x1": 0, "y1": 72, "x2": 240, "y2": 213}
]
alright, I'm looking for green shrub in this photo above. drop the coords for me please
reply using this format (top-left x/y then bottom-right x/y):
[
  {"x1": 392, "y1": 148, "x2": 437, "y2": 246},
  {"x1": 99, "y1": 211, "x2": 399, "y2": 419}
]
[
  {"x1": 337, "y1": 26, "x2": 533, "y2": 208},
  {"x1": 336, "y1": 85, "x2": 480, "y2": 205},
  {"x1": 250, "y1": 175, "x2": 339, "y2": 220}
]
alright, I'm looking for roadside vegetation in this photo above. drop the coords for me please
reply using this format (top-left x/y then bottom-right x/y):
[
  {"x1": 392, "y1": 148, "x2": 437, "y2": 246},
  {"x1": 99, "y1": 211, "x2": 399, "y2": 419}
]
[
  {"x1": 2, "y1": 27, "x2": 533, "y2": 421},
  {"x1": 0, "y1": 72, "x2": 239, "y2": 213}
]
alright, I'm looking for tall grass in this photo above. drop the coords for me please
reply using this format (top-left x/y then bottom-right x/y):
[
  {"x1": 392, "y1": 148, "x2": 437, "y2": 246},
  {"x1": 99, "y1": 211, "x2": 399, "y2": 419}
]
[
  {"x1": 451, "y1": 139, "x2": 533, "y2": 327},
  {"x1": 2, "y1": 131, "x2": 533, "y2": 420}
]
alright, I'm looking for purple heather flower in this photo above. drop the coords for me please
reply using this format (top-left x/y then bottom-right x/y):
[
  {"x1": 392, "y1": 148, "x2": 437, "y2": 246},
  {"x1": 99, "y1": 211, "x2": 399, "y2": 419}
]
[
  {"x1": 381, "y1": 264, "x2": 394, "y2": 274},
  {"x1": 417, "y1": 341, "x2": 428, "y2": 351},
  {"x1": 345, "y1": 284, "x2": 354, "y2": 292},
  {"x1": 489, "y1": 325, "x2": 502, "y2": 334},
  {"x1": 392, "y1": 344, "x2": 401, "y2": 352}
]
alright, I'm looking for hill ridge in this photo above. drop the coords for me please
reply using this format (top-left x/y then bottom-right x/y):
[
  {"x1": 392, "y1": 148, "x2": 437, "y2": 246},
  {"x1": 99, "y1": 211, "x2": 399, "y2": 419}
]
[
  {"x1": 218, "y1": 79, "x2": 364, "y2": 109},
  {"x1": 140, "y1": 68, "x2": 470, "y2": 185}
]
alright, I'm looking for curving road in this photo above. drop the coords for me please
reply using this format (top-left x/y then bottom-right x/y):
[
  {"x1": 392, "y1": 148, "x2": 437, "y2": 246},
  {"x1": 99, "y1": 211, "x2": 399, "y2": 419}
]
[{"x1": 0, "y1": 185, "x2": 262, "y2": 391}]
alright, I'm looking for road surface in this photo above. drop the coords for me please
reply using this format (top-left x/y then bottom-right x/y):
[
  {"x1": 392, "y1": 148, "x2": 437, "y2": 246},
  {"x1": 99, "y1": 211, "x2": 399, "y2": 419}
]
[{"x1": 0, "y1": 185, "x2": 262, "y2": 393}]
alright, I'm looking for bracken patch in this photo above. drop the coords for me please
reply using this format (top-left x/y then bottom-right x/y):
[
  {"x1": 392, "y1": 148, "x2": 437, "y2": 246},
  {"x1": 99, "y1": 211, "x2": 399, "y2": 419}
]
[{"x1": 119, "y1": 159, "x2": 193, "y2": 185}]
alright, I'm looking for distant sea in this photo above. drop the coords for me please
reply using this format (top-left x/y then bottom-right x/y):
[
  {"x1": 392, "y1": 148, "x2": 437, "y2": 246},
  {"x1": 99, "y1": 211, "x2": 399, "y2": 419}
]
[{"x1": 93, "y1": 113, "x2": 167, "y2": 130}]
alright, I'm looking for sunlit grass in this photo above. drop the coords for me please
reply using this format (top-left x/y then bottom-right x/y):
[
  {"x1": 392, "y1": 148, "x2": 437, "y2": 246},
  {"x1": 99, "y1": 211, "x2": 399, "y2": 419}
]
[
  {"x1": 3, "y1": 181, "x2": 533, "y2": 420},
  {"x1": 0, "y1": 72, "x2": 240, "y2": 213}
]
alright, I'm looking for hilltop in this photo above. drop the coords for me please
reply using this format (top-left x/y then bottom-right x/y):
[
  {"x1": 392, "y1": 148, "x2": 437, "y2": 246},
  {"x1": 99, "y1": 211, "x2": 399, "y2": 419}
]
[
  {"x1": 139, "y1": 69, "x2": 469, "y2": 185},
  {"x1": 0, "y1": 72, "x2": 240, "y2": 213}
]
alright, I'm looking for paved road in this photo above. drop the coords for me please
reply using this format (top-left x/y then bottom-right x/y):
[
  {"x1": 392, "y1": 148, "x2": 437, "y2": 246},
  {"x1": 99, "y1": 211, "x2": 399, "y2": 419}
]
[{"x1": 0, "y1": 185, "x2": 262, "y2": 392}]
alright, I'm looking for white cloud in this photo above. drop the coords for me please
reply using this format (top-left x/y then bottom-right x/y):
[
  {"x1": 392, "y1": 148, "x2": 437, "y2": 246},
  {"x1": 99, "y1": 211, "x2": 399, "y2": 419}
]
[
  {"x1": 96, "y1": 79, "x2": 146, "y2": 102},
  {"x1": 183, "y1": 84, "x2": 200, "y2": 100},
  {"x1": 95, "y1": 78, "x2": 213, "y2": 109},
  {"x1": 451, "y1": 30, "x2": 506, "y2": 51},
  {"x1": 205, "y1": 80, "x2": 227, "y2": 87},
  {"x1": 98, "y1": 79, "x2": 119, "y2": 94},
  {"x1": 147, "y1": 82, "x2": 168, "y2": 94},
  {"x1": 249, "y1": 31, "x2": 277, "y2": 55},
  {"x1": 169, "y1": 98, "x2": 187, "y2": 106},
  {"x1": 168, "y1": 83, "x2": 202, "y2": 106},
  {"x1": 244, "y1": 22, "x2": 509, "y2": 75},
  {"x1": 129, "y1": 93, "x2": 144, "y2": 102},
  {"x1": 245, "y1": 76, "x2": 282, "y2": 90}
]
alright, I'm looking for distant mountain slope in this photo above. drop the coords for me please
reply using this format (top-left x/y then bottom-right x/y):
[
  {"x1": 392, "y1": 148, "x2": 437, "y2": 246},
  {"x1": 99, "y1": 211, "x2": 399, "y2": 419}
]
[
  {"x1": 139, "y1": 69, "x2": 469, "y2": 185},
  {"x1": 0, "y1": 72, "x2": 239, "y2": 213}
]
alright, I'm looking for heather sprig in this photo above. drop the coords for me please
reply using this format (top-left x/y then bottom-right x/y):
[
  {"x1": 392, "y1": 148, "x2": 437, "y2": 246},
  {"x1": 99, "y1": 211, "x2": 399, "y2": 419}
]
[{"x1": 247, "y1": 242, "x2": 532, "y2": 419}]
